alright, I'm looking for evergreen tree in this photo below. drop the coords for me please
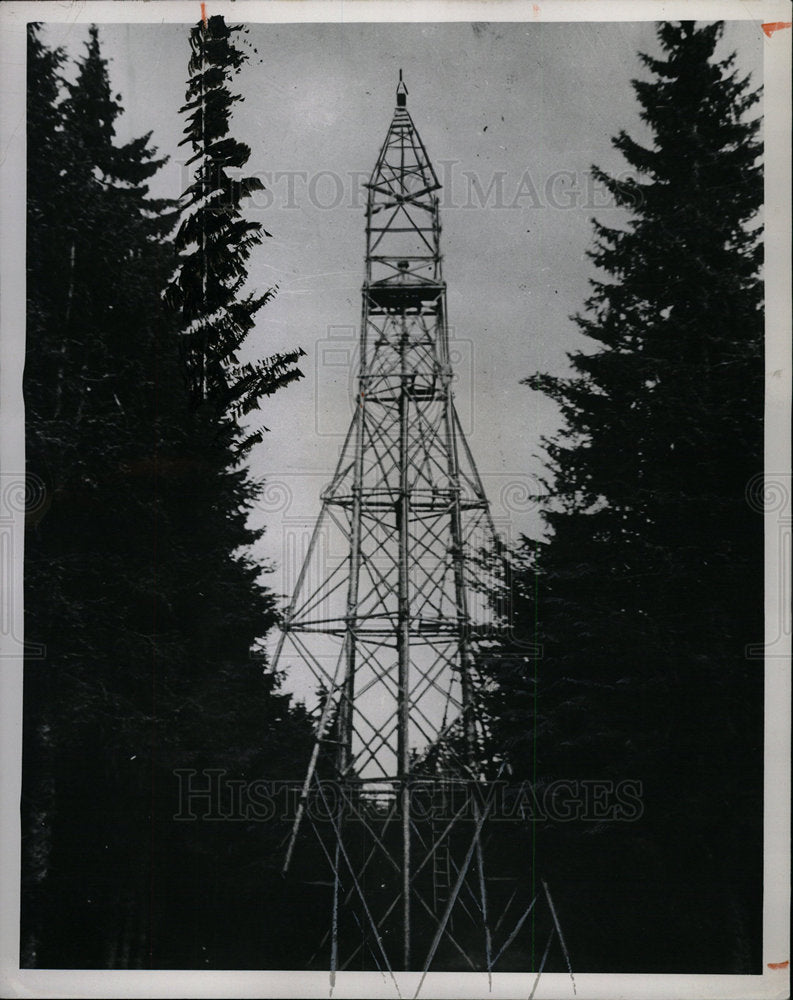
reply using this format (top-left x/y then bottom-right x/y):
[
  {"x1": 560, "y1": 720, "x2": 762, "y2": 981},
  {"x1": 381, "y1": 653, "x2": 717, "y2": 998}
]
[
  {"x1": 23, "y1": 24, "x2": 315, "y2": 968},
  {"x1": 22, "y1": 24, "x2": 67, "y2": 969},
  {"x1": 156, "y1": 18, "x2": 317, "y2": 962},
  {"x1": 484, "y1": 21, "x2": 763, "y2": 973},
  {"x1": 165, "y1": 13, "x2": 304, "y2": 447},
  {"x1": 23, "y1": 24, "x2": 181, "y2": 966}
]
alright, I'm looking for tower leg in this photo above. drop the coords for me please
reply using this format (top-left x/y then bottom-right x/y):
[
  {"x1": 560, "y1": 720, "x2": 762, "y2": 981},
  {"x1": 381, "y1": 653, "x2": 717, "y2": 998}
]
[{"x1": 397, "y1": 316, "x2": 412, "y2": 970}]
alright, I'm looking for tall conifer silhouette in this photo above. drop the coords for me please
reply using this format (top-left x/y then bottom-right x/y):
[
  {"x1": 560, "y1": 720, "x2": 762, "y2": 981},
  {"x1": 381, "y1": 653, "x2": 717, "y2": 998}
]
[
  {"x1": 484, "y1": 21, "x2": 764, "y2": 973},
  {"x1": 166, "y1": 14, "x2": 304, "y2": 449}
]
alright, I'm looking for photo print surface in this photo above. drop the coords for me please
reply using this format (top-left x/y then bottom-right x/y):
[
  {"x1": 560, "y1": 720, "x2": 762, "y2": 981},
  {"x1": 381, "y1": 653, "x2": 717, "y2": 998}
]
[{"x1": 1, "y1": 3, "x2": 790, "y2": 999}]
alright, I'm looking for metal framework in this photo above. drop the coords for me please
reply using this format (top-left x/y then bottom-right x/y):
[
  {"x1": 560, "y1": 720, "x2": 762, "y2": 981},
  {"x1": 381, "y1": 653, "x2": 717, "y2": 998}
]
[{"x1": 273, "y1": 75, "x2": 572, "y2": 984}]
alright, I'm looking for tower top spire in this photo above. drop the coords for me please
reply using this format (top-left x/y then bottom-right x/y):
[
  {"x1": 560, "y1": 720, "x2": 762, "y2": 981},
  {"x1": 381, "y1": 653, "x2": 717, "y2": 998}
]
[{"x1": 396, "y1": 68, "x2": 408, "y2": 107}]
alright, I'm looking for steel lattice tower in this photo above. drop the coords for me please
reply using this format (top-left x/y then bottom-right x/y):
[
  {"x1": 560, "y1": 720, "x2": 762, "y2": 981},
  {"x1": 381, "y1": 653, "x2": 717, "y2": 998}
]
[{"x1": 273, "y1": 75, "x2": 572, "y2": 983}]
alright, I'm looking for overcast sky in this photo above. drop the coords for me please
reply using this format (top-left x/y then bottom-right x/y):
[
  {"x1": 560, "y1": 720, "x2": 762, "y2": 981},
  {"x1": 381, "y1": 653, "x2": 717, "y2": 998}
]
[{"x1": 40, "y1": 16, "x2": 763, "y2": 696}]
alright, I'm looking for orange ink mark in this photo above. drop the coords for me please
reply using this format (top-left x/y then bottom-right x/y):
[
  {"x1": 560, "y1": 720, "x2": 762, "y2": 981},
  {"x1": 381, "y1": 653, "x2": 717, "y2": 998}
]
[
  {"x1": 762, "y1": 21, "x2": 791, "y2": 37},
  {"x1": 200, "y1": 2, "x2": 207, "y2": 26},
  {"x1": 767, "y1": 960, "x2": 789, "y2": 969},
  {"x1": 532, "y1": 3, "x2": 540, "y2": 15}
]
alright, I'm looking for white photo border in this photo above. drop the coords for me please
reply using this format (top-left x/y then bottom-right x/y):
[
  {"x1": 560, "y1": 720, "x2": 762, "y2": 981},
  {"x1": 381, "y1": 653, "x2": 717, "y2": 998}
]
[{"x1": 1, "y1": 2, "x2": 789, "y2": 998}]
